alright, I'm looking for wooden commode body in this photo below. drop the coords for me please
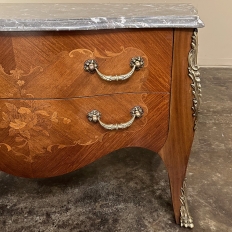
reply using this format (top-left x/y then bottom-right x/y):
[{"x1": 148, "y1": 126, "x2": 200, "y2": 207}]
[{"x1": 0, "y1": 3, "x2": 204, "y2": 228}]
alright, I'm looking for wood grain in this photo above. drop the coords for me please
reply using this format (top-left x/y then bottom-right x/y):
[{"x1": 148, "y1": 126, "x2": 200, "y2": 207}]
[
  {"x1": 0, "y1": 29, "x2": 173, "y2": 98},
  {"x1": 158, "y1": 29, "x2": 195, "y2": 224},
  {"x1": 0, "y1": 47, "x2": 149, "y2": 98},
  {"x1": 0, "y1": 93, "x2": 169, "y2": 178},
  {"x1": 0, "y1": 35, "x2": 16, "y2": 73}
]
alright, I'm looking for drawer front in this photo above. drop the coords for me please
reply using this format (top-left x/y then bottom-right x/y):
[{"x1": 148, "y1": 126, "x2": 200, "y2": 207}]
[
  {"x1": 0, "y1": 29, "x2": 173, "y2": 99},
  {"x1": 0, "y1": 93, "x2": 169, "y2": 177}
]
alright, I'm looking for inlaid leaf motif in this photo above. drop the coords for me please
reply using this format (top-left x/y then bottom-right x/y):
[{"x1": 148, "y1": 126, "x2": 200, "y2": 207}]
[
  {"x1": 0, "y1": 143, "x2": 12, "y2": 151},
  {"x1": 47, "y1": 145, "x2": 53, "y2": 153},
  {"x1": 17, "y1": 142, "x2": 28, "y2": 149},
  {"x1": 0, "y1": 120, "x2": 9, "y2": 128},
  {"x1": 51, "y1": 112, "x2": 58, "y2": 123},
  {"x1": 58, "y1": 144, "x2": 68, "y2": 149},
  {"x1": 27, "y1": 115, "x2": 38, "y2": 129},
  {"x1": 47, "y1": 141, "x2": 78, "y2": 153},
  {"x1": 19, "y1": 130, "x2": 31, "y2": 139},
  {"x1": 5, "y1": 103, "x2": 17, "y2": 112},
  {"x1": 15, "y1": 137, "x2": 25, "y2": 142},
  {"x1": 35, "y1": 101, "x2": 51, "y2": 109},
  {"x1": 32, "y1": 126, "x2": 43, "y2": 131},
  {"x1": 28, "y1": 140, "x2": 46, "y2": 154},
  {"x1": 10, "y1": 119, "x2": 27, "y2": 130},
  {"x1": 35, "y1": 110, "x2": 50, "y2": 116},
  {"x1": 9, "y1": 128, "x2": 17, "y2": 136},
  {"x1": 18, "y1": 107, "x2": 31, "y2": 114},
  {"x1": 2, "y1": 112, "x2": 9, "y2": 121},
  {"x1": 42, "y1": 130, "x2": 50, "y2": 137}
]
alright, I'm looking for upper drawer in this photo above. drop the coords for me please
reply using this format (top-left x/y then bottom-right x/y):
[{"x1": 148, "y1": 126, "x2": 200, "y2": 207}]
[{"x1": 0, "y1": 29, "x2": 173, "y2": 99}]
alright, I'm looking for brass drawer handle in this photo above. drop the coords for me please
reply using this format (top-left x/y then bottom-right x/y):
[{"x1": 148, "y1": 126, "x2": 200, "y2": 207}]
[
  {"x1": 84, "y1": 57, "x2": 144, "y2": 81},
  {"x1": 87, "y1": 106, "x2": 144, "y2": 130}
]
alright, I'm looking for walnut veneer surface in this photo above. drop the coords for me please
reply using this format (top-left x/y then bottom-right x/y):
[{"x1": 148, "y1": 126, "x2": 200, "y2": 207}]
[{"x1": 0, "y1": 3, "x2": 204, "y2": 227}]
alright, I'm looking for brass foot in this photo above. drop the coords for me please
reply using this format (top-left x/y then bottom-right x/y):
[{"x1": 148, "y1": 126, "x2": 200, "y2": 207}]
[{"x1": 180, "y1": 178, "x2": 194, "y2": 228}]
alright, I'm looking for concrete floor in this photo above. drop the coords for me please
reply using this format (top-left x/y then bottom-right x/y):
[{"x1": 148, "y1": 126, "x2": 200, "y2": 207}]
[{"x1": 0, "y1": 68, "x2": 232, "y2": 232}]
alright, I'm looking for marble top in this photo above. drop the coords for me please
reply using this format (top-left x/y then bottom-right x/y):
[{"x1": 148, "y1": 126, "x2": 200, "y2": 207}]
[{"x1": 0, "y1": 3, "x2": 204, "y2": 31}]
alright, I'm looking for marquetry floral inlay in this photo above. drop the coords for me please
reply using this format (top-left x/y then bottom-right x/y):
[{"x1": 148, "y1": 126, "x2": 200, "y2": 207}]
[
  {"x1": 0, "y1": 100, "x2": 72, "y2": 162},
  {"x1": 0, "y1": 65, "x2": 43, "y2": 98},
  {"x1": 0, "y1": 47, "x2": 148, "y2": 162}
]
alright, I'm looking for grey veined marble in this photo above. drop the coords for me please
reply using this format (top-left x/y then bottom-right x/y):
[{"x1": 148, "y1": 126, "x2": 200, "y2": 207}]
[{"x1": 0, "y1": 3, "x2": 204, "y2": 31}]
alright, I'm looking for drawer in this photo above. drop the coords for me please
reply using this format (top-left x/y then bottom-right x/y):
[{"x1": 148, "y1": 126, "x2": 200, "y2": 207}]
[
  {"x1": 0, "y1": 29, "x2": 173, "y2": 99},
  {"x1": 0, "y1": 93, "x2": 169, "y2": 177}
]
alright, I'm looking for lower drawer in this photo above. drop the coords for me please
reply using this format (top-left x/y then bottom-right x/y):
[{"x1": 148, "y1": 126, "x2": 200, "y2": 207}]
[{"x1": 0, "y1": 93, "x2": 169, "y2": 177}]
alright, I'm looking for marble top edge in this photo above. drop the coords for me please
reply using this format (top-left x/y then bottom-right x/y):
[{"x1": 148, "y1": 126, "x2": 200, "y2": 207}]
[{"x1": 0, "y1": 3, "x2": 205, "y2": 31}]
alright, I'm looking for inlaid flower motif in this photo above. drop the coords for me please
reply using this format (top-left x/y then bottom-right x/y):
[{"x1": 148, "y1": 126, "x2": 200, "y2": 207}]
[
  {"x1": 0, "y1": 100, "x2": 72, "y2": 161},
  {"x1": 17, "y1": 80, "x2": 25, "y2": 87},
  {"x1": 10, "y1": 69, "x2": 24, "y2": 80},
  {"x1": 63, "y1": 118, "x2": 71, "y2": 124}
]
